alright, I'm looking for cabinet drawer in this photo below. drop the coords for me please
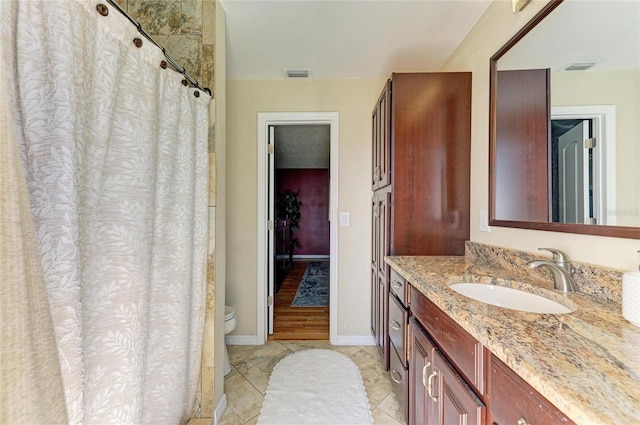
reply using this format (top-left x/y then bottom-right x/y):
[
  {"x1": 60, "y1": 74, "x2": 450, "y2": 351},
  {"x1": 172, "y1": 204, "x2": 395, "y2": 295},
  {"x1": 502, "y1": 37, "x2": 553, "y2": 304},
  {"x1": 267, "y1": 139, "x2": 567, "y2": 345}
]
[
  {"x1": 410, "y1": 286, "x2": 486, "y2": 395},
  {"x1": 389, "y1": 346, "x2": 408, "y2": 424},
  {"x1": 390, "y1": 268, "x2": 407, "y2": 306},
  {"x1": 490, "y1": 355, "x2": 575, "y2": 425},
  {"x1": 388, "y1": 293, "x2": 408, "y2": 364}
]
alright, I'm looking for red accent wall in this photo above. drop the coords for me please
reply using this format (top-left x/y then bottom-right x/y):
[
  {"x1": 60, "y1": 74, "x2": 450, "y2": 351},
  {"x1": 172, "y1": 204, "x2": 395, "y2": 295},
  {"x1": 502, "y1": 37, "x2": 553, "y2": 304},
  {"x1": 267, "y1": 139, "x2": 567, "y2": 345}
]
[{"x1": 276, "y1": 169, "x2": 330, "y2": 256}]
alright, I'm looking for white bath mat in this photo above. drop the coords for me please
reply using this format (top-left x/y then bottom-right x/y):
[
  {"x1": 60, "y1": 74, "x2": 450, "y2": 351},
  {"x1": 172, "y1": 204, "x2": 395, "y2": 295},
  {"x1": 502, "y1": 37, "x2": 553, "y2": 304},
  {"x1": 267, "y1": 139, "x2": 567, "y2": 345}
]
[{"x1": 257, "y1": 349, "x2": 374, "y2": 425}]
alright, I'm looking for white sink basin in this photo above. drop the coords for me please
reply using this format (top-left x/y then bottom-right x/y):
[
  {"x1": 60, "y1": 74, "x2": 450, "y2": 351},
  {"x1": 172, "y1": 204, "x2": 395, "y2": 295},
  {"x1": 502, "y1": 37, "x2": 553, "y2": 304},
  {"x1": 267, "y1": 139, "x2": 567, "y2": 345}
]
[{"x1": 449, "y1": 283, "x2": 576, "y2": 314}]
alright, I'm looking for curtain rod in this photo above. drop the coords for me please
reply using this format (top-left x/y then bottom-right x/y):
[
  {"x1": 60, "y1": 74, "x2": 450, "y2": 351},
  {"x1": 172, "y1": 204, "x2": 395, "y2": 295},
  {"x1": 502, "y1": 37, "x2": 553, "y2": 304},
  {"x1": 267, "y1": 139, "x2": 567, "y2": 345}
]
[{"x1": 106, "y1": 0, "x2": 212, "y2": 96}]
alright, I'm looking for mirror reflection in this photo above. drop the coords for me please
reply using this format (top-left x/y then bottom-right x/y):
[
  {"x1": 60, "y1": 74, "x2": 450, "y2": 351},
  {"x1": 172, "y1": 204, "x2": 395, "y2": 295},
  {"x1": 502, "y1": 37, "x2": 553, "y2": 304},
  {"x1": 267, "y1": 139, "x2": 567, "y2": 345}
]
[{"x1": 493, "y1": 0, "x2": 640, "y2": 228}]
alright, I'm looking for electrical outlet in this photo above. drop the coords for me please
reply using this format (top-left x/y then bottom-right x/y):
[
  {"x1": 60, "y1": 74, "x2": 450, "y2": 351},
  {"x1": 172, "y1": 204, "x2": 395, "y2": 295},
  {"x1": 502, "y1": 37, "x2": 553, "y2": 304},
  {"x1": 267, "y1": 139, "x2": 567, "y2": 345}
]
[
  {"x1": 340, "y1": 212, "x2": 350, "y2": 227},
  {"x1": 480, "y1": 210, "x2": 491, "y2": 232}
]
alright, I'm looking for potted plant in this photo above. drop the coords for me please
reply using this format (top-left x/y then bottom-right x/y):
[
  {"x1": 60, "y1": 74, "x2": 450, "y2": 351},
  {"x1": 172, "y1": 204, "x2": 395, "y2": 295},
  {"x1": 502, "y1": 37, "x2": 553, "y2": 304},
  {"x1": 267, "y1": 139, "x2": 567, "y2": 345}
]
[{"x1": 277, "y1": 189, "x2": 302, "y2": 263}]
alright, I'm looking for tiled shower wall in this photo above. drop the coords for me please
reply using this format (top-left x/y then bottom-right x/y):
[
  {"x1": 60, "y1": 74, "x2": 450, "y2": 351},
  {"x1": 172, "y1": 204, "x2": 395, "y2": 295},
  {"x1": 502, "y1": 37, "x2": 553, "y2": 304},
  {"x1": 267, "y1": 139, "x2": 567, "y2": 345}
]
[{"x1": 113, "y1": 0, "x2": 217, "y2": 419}]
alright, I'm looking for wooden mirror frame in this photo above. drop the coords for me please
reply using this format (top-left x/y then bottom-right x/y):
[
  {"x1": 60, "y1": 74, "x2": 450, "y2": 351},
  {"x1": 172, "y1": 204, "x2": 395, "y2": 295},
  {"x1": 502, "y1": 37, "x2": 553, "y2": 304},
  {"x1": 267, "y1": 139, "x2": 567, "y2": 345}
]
[{"x1": 488, "y1": 0, "x2": 640, "y2": 240}]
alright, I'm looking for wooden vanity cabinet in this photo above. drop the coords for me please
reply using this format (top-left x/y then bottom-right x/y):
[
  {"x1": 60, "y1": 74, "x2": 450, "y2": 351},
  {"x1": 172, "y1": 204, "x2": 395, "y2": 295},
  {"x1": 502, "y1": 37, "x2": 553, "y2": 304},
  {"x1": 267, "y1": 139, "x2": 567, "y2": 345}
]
[
  {"x1": 489, "y1": 355, "x2": 576, "y2": 425},
  {"x1": 401, "y1": 277, "x2": 576, "y2": 425},
  {"x1": 370, "y1": 72, "x2": 471, "y2": 371},
  {"x1": 410, "y1": 286, "x2": 486, "y2": 396},
  {"x1": 409, "y1": 318, "x2": 484, "y2": 425},
  {"x1": 409, "y1": 287, "x2": 486, "y2": 425}
]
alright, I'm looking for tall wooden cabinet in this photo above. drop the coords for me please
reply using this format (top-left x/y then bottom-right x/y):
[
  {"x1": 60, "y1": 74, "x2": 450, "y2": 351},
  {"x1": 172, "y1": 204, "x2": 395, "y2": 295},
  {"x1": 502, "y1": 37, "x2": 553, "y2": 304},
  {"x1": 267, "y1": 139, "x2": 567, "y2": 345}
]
[{"x1": 370, "y1": 73, "x2": 471, "y2": 419}]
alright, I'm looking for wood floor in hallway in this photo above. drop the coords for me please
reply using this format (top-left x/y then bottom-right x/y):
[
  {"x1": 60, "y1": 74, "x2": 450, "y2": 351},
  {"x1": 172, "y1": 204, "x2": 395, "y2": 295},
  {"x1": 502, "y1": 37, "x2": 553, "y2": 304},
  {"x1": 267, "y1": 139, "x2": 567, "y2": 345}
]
[{"x1": 268, "y1": 260, "x2": 329, "y2": 341}]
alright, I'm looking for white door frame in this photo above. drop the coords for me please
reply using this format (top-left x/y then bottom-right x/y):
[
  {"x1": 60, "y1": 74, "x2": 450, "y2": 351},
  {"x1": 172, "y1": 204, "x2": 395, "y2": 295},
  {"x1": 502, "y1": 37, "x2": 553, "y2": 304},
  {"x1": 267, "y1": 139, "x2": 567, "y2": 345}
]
[
  {"x1": 256, "y1": 112, "x2": 339, "y2": 344},
  {"x1": 551, "y1": 105, "x2": 616, "y2": 225}
]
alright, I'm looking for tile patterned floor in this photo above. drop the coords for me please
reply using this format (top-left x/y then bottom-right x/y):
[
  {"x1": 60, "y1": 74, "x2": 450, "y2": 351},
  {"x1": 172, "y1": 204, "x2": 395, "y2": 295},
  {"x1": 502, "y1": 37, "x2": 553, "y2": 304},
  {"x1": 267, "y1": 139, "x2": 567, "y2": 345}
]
[{"x1": 218, "y1": 341, "x2": 405, "y2": 425}]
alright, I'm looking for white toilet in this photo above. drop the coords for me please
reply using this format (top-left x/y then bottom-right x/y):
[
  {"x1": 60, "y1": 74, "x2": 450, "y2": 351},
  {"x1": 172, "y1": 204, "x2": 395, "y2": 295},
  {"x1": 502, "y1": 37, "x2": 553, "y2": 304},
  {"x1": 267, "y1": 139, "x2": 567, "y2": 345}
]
[{"x1": 223, "y1": 305, "x2": 236, "y2": 376}]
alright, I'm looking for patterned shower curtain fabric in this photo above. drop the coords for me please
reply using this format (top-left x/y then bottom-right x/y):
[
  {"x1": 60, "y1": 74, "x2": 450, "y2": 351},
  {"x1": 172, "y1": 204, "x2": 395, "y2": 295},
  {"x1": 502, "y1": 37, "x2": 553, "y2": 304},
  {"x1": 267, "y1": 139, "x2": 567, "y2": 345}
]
[
  {"x1": 2, "y1": 1, "x2": 210, "y2": 424},
  {"x1": 1, "y1": 3, "x2": 68, "y2": 423}
]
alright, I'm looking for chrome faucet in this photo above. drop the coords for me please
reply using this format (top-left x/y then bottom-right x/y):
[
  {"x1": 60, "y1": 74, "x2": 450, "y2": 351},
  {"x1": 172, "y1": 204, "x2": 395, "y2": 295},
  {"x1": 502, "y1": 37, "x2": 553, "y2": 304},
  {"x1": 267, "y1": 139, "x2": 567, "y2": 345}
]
[{"x1": 527, "y1": 248, "x2": 577, "y2": 293}]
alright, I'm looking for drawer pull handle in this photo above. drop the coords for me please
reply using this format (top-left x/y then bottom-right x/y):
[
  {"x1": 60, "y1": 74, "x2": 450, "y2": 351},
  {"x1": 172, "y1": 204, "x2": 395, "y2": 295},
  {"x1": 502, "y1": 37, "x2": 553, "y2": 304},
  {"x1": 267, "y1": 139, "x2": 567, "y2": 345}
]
[
  {"x1": 427, "y1": 370, "x2": 439, "y2": 403},
  {"x1": 390, "y1": 320, "x2": 401, "y2": 331},
  {"x1": 392, "y1": 281, "x2": 403, "y2": 290},
  {"x1": 517, "y1": 419, "x2": 529, "y2": 425},
  {"x1": 421, "y1": 361, "x2": 432, "y2": 387},
  {"x1": 390, "y1": 369, "x2": 403, "y2": 384}
]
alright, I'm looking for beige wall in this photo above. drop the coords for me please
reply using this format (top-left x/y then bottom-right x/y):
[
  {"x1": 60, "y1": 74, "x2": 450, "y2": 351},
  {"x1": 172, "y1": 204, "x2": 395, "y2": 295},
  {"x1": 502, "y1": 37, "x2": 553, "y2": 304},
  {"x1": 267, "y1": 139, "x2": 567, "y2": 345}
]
[
  {"x1": 442, "y1": 0, "x2": 640, "y2": 270},
  {"x1": 226, "y1": 78, "x2": 385, "y2": 337},
  {"x1": 551, "y1": 70, "x2": 640, "y2": 227}
]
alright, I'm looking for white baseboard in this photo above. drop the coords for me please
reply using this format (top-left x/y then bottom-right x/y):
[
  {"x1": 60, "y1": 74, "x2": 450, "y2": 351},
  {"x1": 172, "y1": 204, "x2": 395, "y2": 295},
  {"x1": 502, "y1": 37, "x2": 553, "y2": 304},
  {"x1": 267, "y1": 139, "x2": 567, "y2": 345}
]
[
  {"x1": 226, "y1": 334, "x2": 374, "y2": 346},
  {"x1": 213, "y1": 394, "x2": 227, "y2": 425},
  {"x1": 225, "y1": 335, "x2": 262, "y2": 345},
  {"x1": 333, "y1": 335, "x2": 376, "y2": 346},
  {"x1": 292, "y1": 255, "x2": 330, "y2": 260}
]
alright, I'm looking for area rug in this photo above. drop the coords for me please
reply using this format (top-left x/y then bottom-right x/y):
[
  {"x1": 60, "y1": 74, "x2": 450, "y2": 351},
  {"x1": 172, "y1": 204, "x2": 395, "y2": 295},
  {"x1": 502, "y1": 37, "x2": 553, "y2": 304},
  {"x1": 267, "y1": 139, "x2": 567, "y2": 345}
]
[
  {"x1": 257, "y1": 349, "x2": 374, "y2": 425},
  {"x1": 291, "y1": 262, "x2": 329, "y2": 307}
]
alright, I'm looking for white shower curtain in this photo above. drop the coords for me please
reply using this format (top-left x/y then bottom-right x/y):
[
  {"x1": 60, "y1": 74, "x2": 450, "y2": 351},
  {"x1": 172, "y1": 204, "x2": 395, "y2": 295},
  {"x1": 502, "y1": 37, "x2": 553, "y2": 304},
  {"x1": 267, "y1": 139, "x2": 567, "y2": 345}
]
[{"x1": 1, "y1": 1, "x2": 209, "y2": 424}]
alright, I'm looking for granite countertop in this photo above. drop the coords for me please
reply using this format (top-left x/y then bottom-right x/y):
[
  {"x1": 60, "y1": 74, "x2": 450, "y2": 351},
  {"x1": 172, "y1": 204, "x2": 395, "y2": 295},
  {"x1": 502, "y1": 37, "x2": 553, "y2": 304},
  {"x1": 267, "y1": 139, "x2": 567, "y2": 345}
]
[{"x1": 385, "y1": 255, "x2": 640, "y2": 425}]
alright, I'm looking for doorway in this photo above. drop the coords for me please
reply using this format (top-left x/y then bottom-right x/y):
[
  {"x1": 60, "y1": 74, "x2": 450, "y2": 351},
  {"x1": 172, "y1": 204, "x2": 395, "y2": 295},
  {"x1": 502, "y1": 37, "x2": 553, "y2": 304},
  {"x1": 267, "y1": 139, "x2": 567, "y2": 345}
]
[
  {"x1": 551, "y1": 119, "x2": 592, "y2": 224},
  {"x1": 271, "y1": 125, "x2": 330, "y2": 340},
  {"x1": 256, "y1": 112, "x2": 339, "y2": 344},
  {"x1": 551, "y1": 105, "x2": 616, "y2": 225}
]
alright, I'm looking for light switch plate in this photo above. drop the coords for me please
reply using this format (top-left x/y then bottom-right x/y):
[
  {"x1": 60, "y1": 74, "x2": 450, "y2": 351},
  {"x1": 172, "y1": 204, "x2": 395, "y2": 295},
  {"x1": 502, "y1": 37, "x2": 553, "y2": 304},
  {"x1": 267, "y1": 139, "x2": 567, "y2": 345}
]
[
  {"x1": 340, "y1": 212, "x2": 350, "y2": 227},
  {"x1": 480, "y1": 210, "x2": 491, "y2": 232}
]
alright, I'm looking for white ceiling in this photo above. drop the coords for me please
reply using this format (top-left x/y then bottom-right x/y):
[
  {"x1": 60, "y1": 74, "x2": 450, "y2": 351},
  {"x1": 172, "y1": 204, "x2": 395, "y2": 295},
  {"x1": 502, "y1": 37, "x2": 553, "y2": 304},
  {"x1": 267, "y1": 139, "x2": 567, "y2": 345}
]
[
  {"x1": 498, "y1": 0, "x2": 640, "y2": 72},
  {"x1": 219, "y1": 0, "x2": 492, "y2": 80}
]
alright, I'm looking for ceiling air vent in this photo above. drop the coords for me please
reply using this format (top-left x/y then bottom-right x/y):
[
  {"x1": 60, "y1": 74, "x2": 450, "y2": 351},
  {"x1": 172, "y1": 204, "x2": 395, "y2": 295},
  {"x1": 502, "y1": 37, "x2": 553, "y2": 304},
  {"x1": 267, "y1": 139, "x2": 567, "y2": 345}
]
[
  {"x1": 563, "y1": 62, "x2": 598, "y2": 71},
  {"x1": 283, "y1": 69, "x2": 310, "y2": 79}
]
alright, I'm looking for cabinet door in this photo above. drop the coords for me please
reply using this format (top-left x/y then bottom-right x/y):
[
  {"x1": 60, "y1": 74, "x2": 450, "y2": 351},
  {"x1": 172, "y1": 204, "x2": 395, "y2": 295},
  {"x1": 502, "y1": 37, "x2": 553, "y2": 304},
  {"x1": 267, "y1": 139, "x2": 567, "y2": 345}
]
[
  {"x1": 371, "y1": 196, "x2": 380, "y2": 271},
  {"x1": 409, "y1": 318, "x2": 437, "y2": 425},
  {"x1": 494, "y1": 69, "x2": 550, "y2": 222},
  {"x1": 371, "y1": 81, "x2": 391, "y2": 190},
  {"x1": 378, "y1": 80, "x2": 391, "y2": 188},
  {"x1": 377, "y1": 273, "x2": 386, "y2": 356},
  {"x1": 372, "y1": 95, "x2": 380, "y2": 189},
  {"x1": 377, "y1": 191, "x2": 390, "y2": 276},
  {"x1": 370, "y1": 196, "x2": 379, "y2": 345},
  {"x1": 371, "y1": 191, "x2": 390, "y2": 367},
  {"x1": 372, "y1": 80, "x2": 390, "y2": 190},
  {"x1": 430, "y1": 350, "x2": 485, "y2": 425},
  {"x1": 370, "y1": 268, "x2": 379, "y2": 345},
  {"x1": 490, "y1": 355, "x2": 575, "y2": 425}
]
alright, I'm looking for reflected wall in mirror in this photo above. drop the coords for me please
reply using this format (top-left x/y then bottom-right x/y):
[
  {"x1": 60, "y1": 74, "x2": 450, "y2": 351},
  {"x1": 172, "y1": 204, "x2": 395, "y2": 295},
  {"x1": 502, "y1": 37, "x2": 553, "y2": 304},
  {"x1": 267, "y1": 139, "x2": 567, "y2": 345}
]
[{"x1": 490, "y1": 0, "x2": 640, "y2": 239}]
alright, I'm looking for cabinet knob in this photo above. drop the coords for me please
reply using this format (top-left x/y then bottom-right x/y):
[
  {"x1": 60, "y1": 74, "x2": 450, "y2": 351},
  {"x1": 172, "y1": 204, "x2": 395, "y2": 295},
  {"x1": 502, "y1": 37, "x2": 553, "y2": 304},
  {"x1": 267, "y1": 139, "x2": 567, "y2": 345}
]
[
  {"x1": 427, "y1": 370, "x2": 439, "y2": 402},
  {"x1": 392, "y1": 281, "x2": 403, "y2": 290},
  {"x1": 390, "y1": 369, "x2": 403, "y2": 384},
  {"x1": 421, "y1": 362, "x2": 432, "y2": 387},
  {"x1": 390, "y1": 319, "x2": 401, "y2": 331},
  {"x1": 517, "y1": 418, "x2": 529, "y2": 425}
]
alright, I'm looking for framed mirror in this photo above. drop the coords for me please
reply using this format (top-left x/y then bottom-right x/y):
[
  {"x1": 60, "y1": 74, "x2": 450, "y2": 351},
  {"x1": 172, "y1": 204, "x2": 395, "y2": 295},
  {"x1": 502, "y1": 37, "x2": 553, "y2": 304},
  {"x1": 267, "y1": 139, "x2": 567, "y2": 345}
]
[{"x1": 489, "y1": 0, "x2": 640, "y2": 239}]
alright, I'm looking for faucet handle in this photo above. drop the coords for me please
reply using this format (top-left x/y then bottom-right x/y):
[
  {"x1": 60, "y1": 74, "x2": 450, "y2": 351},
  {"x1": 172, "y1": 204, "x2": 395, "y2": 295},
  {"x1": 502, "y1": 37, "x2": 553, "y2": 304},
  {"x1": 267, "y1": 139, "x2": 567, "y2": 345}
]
[{"x1": 538, "y1": 248, "x2": 571, "y2": 263}]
